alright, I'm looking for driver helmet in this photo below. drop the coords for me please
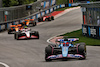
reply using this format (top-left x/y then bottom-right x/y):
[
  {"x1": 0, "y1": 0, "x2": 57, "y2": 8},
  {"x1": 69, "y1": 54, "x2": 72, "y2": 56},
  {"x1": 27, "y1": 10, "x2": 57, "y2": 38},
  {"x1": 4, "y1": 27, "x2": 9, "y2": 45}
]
[{"x1": 25, "y1": 26, "x2": 28, "y2": 29}]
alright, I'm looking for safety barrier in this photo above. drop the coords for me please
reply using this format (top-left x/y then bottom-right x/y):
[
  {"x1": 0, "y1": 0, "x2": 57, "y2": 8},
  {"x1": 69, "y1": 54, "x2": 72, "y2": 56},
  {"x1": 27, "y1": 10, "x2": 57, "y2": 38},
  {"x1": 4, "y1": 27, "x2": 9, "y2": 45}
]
[
  {"x1": 0, "y1": 4, "x2": 66, "y2": 32},
  {"x1": 80, "y1": 1, "x2": 100, "y2": 39},
  {"x1": 0, "y1": 1, "x2": 90, "y2": 32},
  {"x1": 82, "y1": 24, "x2": 100, "y2": 39}
]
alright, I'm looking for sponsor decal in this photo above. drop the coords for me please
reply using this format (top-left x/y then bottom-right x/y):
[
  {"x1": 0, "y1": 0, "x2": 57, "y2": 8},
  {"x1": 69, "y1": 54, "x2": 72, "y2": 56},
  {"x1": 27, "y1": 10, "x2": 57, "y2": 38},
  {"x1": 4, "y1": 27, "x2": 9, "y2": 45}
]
[
  {"x1": 69, "y1": 54, "x2": 82, "y2": 58},
  {"x1": 48, "y1": 54, "x2": 62, "y2": 59},
  {"x1": 62, "y1": 47, "x2": 68, "y2": 57}
]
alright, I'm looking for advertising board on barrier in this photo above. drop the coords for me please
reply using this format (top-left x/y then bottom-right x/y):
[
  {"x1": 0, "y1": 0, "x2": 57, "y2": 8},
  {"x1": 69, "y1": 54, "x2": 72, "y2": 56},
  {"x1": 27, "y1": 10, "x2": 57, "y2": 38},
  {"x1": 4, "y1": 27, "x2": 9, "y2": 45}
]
[
  {"x1": 61, "y1": 4, "x2": 65, "y2": 8},
  {"x1": 47, "y1": 10, "x2": 49, "y2": 14},
  {"x1": 83, "y1": 26, "x2": 87, "y2": 34},
  {"x1": 82, "y1": 24, "x2": 100, "y2": 39},
  {"x1": 46, "y1": 1, "x2": 49, "y2": 7},
  {"x1": 89, "y1": 26, "x2": 99, "y2": 38},
  {"x1": 52, "y1": 0, "x2": 56, "y2": 5},
  {"x1": 71, "y1": 3, "x2": 80, "y2": 7},
  {"x1": 8, "y1": 23, "x2": 12, "y2": 28},
  {"x1": 1, "y1": 24, "x2": 5, "y2": 30},
  {"x1": 82, "y1": 25, "x2": 88, "y2": 36},
  {"x1": 51, "y1": 8, "x2": 53, "y2": 12},
  {"x1": 90, "y1": 27, "x2": 96, "y2": 36}
]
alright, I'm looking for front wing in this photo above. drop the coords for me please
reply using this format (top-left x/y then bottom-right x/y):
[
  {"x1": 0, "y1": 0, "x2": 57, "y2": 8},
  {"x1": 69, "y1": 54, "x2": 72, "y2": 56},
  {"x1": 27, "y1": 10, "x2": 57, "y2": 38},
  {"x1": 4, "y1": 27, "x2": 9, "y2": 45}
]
[
  {"x1": 18, "y1": 35, "x2": 38, "y2": 39},
  {"x1": 47, "y1": 54, "x2": 84, "y2": 59}
]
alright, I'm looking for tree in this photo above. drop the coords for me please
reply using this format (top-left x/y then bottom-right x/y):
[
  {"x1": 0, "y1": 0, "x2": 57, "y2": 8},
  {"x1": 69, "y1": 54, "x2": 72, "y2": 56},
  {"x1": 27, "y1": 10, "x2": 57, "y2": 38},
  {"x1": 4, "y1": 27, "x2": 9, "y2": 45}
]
[
  {"x1": 3, "y1": 0, "x2": 36, "y2": 7},
  {"x1": 3, "y1": 0, "x2": 11, "y2": 7},
  {"x1": 18, "y1": 0, "x2": 23, "y2": 5}
]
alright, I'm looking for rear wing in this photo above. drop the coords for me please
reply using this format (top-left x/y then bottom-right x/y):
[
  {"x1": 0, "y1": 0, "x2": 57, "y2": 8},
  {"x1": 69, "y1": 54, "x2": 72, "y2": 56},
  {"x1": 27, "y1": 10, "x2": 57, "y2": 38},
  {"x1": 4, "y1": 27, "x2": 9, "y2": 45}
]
[
  {"x1": 10, "y1": 24, "x2": 22, "y2": 28},
  {"x1": 56, "y1": 38, "x2": 79, "y2": 42},
  {"x1": 25, "y1": 19, "x2": 34, "y2": 21}
]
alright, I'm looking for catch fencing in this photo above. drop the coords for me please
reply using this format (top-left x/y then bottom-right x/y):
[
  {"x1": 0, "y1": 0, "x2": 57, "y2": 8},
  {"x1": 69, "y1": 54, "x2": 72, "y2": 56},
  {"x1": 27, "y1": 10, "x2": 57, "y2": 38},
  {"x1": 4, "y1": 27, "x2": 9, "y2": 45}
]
[{"x1": 0, "y1": 0, "x2": 90, "y2": 32}]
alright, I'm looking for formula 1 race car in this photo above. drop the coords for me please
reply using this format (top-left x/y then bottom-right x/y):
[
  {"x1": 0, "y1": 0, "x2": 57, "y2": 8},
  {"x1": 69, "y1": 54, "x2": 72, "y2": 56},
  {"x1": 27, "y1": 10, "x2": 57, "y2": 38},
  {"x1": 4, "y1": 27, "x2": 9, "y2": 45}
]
[
  {"x1": 45, "y1": 38, "x2": 86, "y2": 61},
  {"x1": 21, "y1": 19, "x2": 37, "y2": 27},
  {"x1": 8, "y1": 24, "x2": 22, "y2": 34},
  {"x1": 14, "y1": 27, "x2": 39, "y2": 40},
  {"x1": 38, "y1": 14, "x2": 54, "y2": 22}
]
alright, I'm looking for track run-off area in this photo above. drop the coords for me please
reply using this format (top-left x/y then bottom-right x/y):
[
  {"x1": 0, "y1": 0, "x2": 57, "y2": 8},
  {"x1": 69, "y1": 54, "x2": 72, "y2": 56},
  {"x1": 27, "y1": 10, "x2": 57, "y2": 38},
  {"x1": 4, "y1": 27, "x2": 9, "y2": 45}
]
[{"x1": 0, "y1": 7, "x2": 100, "y2": 67}]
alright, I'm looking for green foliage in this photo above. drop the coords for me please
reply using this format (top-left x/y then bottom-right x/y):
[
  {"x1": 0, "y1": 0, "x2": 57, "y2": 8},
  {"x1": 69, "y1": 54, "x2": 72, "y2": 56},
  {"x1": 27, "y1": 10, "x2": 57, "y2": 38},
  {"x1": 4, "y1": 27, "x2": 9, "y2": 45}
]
[
  {"x1": 3, "y1": 0, "x2": 37, "y2": 7},
  {"x1": 61, "y1": 29, "x2": 100, "y2": 46},
  {"x1": 10, "y1": 0, "x2": 19, "y2": 6},
  {"x1": 56, "y1": 0, "x2": 68, "y2": 5}
]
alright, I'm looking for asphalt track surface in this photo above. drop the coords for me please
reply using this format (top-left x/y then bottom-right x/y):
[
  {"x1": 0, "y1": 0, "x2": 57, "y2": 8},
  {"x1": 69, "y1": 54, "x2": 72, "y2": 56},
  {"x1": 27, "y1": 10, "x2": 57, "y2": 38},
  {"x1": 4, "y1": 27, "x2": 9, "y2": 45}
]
[{"x1": 0, "y1": 8, "x2": 100, "y2": 67}]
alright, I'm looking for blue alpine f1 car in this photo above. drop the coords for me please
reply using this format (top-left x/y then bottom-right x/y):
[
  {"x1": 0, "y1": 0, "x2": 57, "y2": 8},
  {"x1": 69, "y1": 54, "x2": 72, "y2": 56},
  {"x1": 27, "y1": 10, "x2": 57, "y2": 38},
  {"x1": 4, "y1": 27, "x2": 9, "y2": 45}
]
[{"x1": 45, "y1": 38, "x2": 86, "y2": 61}]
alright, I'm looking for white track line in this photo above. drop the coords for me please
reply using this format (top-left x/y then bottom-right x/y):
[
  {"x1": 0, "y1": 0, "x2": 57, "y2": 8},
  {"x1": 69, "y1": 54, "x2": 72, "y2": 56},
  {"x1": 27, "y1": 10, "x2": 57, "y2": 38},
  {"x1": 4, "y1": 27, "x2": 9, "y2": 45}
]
[{"x1": 0, "y1": 62, "x2": 9, "y2": 67}]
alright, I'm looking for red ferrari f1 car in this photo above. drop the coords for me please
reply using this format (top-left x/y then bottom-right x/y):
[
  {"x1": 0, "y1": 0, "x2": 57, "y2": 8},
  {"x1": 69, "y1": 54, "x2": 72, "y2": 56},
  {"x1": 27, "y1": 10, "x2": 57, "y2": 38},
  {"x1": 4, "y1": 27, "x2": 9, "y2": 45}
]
[{"x1": 38, "y1": 14, "x2": 54, "y2": 22}]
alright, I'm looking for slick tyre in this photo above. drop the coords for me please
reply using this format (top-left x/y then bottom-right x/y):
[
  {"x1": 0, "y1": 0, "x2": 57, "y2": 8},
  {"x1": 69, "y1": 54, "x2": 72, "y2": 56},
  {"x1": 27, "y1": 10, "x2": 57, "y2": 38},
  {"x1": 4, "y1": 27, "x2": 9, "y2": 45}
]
[
  {"x1": 8, "y1": 29, "x2": 12, "y2": 34},
  {"x1": 38, "y1": 18, "x2": 41, "y2": 22},
  {"x1": 51, "y1": 16, "x2": 54, "y2": 20},
  {"x1": 14, "y1": 33, "x2": 19, "y2": 40},
  {"x1": 33, "y1": 22, "x2": 37, "y2": 26},
  {"x1": 45, "y1": 46, "x2": 52, "y2": 62},
  {"x1": 45, "y1": 18, "x2": 48, "y2": 21},
  {"x1": 48, "y1": 17, "x2": 51, "y2": 21},
  {"x1": 77, "y1": 43, "x2": 86, "y2": 60},
  {"x1": 35, "y1": 31, "x2": 39, "y2": 39}
]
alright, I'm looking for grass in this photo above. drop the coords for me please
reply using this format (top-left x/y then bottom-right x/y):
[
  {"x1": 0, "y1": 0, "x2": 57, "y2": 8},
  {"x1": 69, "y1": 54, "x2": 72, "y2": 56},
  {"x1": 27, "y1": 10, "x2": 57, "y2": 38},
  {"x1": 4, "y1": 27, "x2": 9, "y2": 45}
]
[
  {"x1": 60, "y1": 29, "x2": 100, "y2": 46},
  {"x1": 55, "y1": 7, "x2": 73, "y2": 11}
]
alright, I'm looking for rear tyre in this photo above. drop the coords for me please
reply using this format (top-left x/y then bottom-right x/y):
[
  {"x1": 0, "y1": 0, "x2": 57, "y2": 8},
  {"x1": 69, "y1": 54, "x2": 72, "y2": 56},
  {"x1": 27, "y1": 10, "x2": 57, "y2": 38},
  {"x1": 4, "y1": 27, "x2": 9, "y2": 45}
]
[
  {"x1": 38, "y1": 18, "x2": 41, "y2": 22},
  {"x1": 51, "y1": 16, "x2": 54, "y2": 20},
  {"x1": 14, "y1": 32, "x2": 19, "y2": 40},
  {"x1": 8, "y1": 29, "x2": 12, "y2": 34},
  {"x1": 48, "y1": 17, "x2": 51, "y2": 21},
  {"x1": 33, "y1": 22, "x2": 37, "y2": 26},
  {"x1": 77, "y1": 43, "x2": 86, "y2": 60},
  {"x1": 45, "y1": 18, "x2": 48, "y2": 21},
  {"x1": 35, "y1": 31, "x2": 39, "y2": 39}
]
